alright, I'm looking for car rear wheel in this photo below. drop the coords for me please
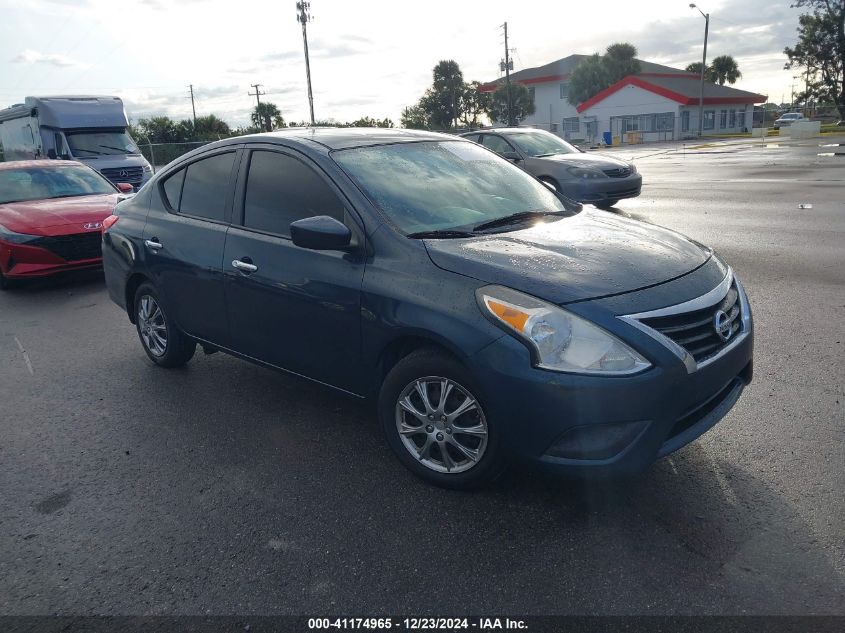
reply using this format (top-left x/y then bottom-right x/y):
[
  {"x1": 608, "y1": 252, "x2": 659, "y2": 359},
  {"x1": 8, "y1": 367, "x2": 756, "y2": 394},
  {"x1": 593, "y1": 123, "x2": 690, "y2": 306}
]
[
  {"x1": 379, "y1": 348, "x2": 504, "y2": 489},
  {"x1": 595, "y1": 199, "x2": 619, "y2": 210},
  {"x1": 134, "y1": 283, "x2": 196, "y2": 368}
]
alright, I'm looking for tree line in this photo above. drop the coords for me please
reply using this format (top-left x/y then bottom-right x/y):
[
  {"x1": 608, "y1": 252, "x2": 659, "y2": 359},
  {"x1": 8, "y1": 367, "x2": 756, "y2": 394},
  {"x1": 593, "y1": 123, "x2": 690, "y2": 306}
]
[
  {"x1": 129, "y1": 103, "x2": 393, "y2": 146},
  {"x1": 400, "y1": 60, "x2": 536, "y2": 130}
]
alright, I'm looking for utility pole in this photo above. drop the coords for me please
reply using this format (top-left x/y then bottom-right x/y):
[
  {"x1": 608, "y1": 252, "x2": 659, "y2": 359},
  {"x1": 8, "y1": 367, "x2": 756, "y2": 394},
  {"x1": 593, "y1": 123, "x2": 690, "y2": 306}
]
[
  {"x1": 248, "y1": 83, "x2": 268, "y2": 131},
  {"x1": 188, "y1": 84, "x2": 197, "y2": 128},
  {"x1": 297, "y1": 1, "x2": 315, "y2": 126},
  {"x1": 502, "y1": 22, "x2": 513, "y2": 127},
  {"x1": 248, "y1": 83, "x2": 265, "y2": 108},
  {"x1": 690, "y1": 4, "x2": 709, "y2": 137}
]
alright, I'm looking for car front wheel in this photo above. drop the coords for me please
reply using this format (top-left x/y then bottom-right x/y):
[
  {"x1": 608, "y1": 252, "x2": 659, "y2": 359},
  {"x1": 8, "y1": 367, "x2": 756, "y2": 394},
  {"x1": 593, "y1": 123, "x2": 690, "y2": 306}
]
[
  {"x1": 379, "y1": 348, "x2": 504, "y2": 489},
  {"x1": 134, "y1": 283, "x2": 196, "y2": 368}
]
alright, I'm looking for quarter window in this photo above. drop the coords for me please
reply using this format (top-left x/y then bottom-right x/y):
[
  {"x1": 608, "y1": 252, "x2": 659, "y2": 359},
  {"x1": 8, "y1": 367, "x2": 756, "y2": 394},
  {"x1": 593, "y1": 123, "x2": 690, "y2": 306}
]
[
  {"x1": 243, "y1": 150, "x2": 344, "y2": 237},
  {"x1": 162, "y1": 168, "x2": 185, "y2": 210},
  {"x1": 177, "y1": 152, "x2": 235, "y2": 221}
]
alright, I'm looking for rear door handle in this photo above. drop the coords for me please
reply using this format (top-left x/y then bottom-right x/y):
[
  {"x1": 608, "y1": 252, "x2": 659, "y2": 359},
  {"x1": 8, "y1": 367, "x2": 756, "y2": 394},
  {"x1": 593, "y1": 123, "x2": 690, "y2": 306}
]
[
  {"x1": 144, "y1": 239, "x2": 163, "y2": 251},
  {"x1": 232, "y1": 259, "x2": 258, "y2": 273}
]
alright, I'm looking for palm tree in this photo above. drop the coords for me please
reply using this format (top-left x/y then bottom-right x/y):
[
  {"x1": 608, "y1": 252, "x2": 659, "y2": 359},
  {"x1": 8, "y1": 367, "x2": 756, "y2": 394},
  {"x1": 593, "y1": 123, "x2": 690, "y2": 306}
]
[
  {"x1": 709, "y1": 55, "x2": 742, "y2": 85},
  {"x1": 251, "y1": 102, "x2": 285, "y2": 131},
  {"x1": 685, "y1": 62, "x2": 716, "y2": 83}
]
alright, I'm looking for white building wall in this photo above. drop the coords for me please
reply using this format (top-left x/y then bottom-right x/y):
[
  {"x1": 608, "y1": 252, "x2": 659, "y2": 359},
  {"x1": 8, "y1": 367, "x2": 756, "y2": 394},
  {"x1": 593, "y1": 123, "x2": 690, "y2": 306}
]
[
  {"x1": 579, "y1": 84, "x2": 680, "y2": 143},
  {"x1": 678, "y1": 103, "x2": 754, "y2": 138}
]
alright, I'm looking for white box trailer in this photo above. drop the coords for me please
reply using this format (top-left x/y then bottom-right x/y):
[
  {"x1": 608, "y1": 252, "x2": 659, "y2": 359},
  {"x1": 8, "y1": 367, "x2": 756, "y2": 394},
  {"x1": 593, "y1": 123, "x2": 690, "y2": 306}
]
[{"x1": 0, "y1": 96, "x2": 152, "y2": 190}]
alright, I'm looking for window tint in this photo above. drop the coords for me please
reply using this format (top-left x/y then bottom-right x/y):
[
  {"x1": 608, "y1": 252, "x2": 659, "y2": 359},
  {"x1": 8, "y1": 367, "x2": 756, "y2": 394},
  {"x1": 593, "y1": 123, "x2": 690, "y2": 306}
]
[
  {"x1": 243, "y1": 150, "x2": 344, "y2": 237},
  {"x1": 480, "y1": 135, "x2": 515, "y2": 155},
  {"x1": 162, "y1": 168, "x2": 185, "y2": 210},
  {"x1": 178, "y1": 152, "x2": 235, "y2": 221}
]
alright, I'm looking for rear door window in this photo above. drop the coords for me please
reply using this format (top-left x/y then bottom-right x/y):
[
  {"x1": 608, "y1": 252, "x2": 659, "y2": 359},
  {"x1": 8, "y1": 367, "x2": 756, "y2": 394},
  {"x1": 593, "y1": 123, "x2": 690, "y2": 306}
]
[{"x1": 176, "y1": 152, "x2": 236, "y2": 221}]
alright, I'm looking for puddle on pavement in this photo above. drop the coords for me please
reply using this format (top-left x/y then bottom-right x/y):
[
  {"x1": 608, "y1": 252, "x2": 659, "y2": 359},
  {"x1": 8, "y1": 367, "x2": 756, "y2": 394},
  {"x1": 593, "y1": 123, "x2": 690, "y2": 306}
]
[{"x1": 765, "y1": 144, "x2": 780, "y2": 148}]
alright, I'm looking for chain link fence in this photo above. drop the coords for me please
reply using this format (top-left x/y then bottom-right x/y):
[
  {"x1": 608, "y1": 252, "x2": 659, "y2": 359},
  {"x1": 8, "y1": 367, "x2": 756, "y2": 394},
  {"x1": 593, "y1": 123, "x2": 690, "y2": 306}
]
[{"x1": 136, "y1": 141, "x2": 213, "y2": 173}]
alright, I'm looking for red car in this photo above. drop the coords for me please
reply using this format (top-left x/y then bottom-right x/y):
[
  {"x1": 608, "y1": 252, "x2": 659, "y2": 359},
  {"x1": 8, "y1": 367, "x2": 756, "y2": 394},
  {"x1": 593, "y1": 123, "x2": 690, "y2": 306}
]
[{"x1": 0, "y1": 160, "x2": 133, "y2": 289}]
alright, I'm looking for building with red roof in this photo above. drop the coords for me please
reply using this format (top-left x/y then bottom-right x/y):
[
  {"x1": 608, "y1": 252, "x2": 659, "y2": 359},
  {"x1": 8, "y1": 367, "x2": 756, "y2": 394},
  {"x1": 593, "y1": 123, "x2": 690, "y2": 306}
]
[{"x1": 481, "y1": 54, "x2": 767, "y2": 143}]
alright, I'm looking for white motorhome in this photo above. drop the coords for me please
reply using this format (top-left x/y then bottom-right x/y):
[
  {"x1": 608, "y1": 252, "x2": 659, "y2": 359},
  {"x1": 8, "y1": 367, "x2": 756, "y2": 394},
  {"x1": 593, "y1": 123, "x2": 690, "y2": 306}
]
[{"x1": 0, "y1": 96, "x2": 152, "y2": 190}]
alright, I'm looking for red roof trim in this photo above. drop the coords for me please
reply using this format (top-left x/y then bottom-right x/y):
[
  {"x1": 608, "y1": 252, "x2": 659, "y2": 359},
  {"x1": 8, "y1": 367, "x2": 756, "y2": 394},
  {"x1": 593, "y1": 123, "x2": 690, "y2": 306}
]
[
  {"x1": 479, "y1": 73, "x2": 570, "y2": 93},
  {"x1": 576, "y1": 76, "x2": 766, "y2": 112}
]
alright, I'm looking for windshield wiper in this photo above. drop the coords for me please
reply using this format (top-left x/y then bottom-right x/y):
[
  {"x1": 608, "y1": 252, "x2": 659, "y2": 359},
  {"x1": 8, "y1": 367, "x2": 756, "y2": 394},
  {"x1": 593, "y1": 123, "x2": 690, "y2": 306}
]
[
  {"x1": 98, "y1": 144, "x2": 132, "y2": 153},
  {"x1": 71, "y1": 148, "x2": 105, "y2": 156},
  {"x1": 407, "y1": 229, "x2": 476, "y2": 239},
  {"x1": 473, "y1": 211, "x2": 566, "y2": 232}
]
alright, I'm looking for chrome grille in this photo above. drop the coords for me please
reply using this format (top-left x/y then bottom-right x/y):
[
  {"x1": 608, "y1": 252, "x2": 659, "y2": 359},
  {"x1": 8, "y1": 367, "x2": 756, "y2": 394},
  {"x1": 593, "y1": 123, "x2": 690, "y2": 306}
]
[
  {"x1": 602, "y1": 166, "x2": 633, "y2": 178},
  {"x1": 639, "y1": 281, "x2": 742, "y2": 363},
  {"x1": 100, "y1": 166, "x2": 144, "y2": 187}
]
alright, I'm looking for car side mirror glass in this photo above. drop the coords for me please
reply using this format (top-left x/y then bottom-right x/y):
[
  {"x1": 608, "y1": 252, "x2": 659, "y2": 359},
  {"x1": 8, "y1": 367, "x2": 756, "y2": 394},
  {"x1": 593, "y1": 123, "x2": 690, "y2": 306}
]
[
  {"x1": 502, "y1": 151, "x2": 522, "y2": 162},
  {"x1": 115, "y1": 182, "x2": 134, "y2": 193},
  {"x1": 290, "y1": 215, "x2": 352, "y2": 251},
  {"x1": 47, "y1": 148, "x2": 57, "y2": 159}
]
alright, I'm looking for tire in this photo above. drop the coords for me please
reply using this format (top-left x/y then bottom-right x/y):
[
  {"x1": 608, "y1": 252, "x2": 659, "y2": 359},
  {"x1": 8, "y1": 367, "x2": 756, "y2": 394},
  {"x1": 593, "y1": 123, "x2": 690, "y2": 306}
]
[
  {"x1": 0, "y1": 269, "x2": 19, "y2": 291},
  {"x1": 378, "y1": 348, "x2": 505, "y2": 489},
  {"x1": 133, "y1": 282, "x2": 196, "y2": 368},
  {"x1": 595, "y1": 199, "x2": 619, "y2": 210}
]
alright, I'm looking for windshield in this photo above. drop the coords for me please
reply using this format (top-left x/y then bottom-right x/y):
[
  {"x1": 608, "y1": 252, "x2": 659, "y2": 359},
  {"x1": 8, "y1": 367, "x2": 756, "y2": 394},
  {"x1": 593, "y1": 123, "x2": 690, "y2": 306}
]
[
  {"x1": 333, "y1": 141, "x2": 575, "y2": 235},
  {"x1": 0, "y1": 165, "x2": 116, "y2": 204},
  {"x1": 505, "y1": 131, "x2": 578, "y2": 157},
  {"x1": 66, "y1": 129, "x2": 140, "y2": 157}
]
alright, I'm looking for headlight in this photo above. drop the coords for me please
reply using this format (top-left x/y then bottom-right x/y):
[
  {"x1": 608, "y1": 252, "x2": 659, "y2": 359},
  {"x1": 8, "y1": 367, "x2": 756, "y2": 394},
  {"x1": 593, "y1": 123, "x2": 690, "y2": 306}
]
[
  {"x1": 566, "y1": 166, "x2": 606, "y2": 179},
  {"x1": 630, "y1": 162, "x2": 638, "y2": 173},
  {"x1": 0, "y1": 224, "x2": 39, "y2": 244},
  {"x1": 142, "y1": 162, "x2": 153, "y2": 173},
  {"x1": 477, "y1": 285, "x2": 651, "y2": 375}
]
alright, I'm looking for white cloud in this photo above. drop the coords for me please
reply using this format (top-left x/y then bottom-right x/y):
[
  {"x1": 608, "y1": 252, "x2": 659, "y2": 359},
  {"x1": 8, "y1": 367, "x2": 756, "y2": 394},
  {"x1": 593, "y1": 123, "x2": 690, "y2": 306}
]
[{"x1": 12, "y1": 49, "x2": 88, "y2": 69}]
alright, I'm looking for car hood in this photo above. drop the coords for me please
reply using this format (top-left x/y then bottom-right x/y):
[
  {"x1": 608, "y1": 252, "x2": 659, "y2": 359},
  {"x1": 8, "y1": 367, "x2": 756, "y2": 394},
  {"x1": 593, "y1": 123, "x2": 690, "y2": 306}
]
[
  {"x1": 424, "y1": 210, "x2": 710, "y2": 304},
  {"x1": 0, "y1": 194, "x2": 119, "y2": 235},
  {"x1": 532, "y1": 151, "x2": 630, "y2": 169}
]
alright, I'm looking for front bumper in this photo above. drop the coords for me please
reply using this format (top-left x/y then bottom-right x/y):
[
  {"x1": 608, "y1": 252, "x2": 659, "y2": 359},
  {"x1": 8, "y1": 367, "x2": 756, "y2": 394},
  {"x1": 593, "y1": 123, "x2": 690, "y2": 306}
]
[
  {"x1": 566, "y1": 174, "x2": 643, "y2": 204},
  {"x1": 466, "y1": 304, "x2": 753, "y2": 477},
  {"x1": 0, "y1": 238, "x2": 102, "y2": 279}
]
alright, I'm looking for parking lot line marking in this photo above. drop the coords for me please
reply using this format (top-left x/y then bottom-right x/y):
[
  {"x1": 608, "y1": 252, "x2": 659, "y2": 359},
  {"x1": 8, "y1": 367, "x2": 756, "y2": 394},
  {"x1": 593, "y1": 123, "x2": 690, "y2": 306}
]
[{"x1": 13, "y1": 336, "x2": 34, "y2": 375}]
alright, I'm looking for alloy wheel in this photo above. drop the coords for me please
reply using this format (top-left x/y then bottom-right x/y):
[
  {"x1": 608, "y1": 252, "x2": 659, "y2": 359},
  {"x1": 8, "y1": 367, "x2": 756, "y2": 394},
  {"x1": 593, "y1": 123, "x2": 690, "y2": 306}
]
[
  {"x1": 395, "y1": 376, "x2": 488, "y2": 474},
  {"x1": 137, "y1": 294, "x2": 168, "y2": 357}
]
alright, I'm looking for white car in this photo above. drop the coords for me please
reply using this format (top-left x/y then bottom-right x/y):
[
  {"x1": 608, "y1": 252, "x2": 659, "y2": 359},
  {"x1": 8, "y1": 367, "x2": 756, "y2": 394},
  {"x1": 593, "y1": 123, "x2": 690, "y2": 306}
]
[{"x1": 773, "y1": 112, "x2": 805, "y2": 130}]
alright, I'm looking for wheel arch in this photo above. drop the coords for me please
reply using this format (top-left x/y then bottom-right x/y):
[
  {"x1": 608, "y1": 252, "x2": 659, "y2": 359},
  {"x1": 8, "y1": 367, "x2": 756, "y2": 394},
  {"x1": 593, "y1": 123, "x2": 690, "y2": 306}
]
[
  {"x1": 124, "y1": 272, "x2": 150, "y2": 323},
  {"x1": 373, "y1": 333, "x2": 469, "y2": 397}
]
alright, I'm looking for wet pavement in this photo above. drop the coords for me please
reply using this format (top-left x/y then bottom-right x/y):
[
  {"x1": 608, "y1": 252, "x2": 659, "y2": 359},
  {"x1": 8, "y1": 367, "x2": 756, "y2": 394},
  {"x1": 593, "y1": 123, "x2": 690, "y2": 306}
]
[{"x1": 1, "y1": 137, "x2": 843, "y2": 615}]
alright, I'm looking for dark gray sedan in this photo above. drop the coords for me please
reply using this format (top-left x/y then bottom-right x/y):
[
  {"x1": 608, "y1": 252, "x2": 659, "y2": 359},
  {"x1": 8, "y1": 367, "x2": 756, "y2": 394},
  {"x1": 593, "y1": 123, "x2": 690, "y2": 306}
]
[{"x1": 461, "y1": 128, "x2": 641, "y2": 209}]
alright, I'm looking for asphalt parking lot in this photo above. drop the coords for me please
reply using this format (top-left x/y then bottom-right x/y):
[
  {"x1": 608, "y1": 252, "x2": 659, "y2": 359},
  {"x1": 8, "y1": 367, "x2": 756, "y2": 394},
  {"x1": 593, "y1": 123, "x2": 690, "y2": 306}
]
[{"x1": 1, "y1": 136, "x2": 843, "y2": 615}]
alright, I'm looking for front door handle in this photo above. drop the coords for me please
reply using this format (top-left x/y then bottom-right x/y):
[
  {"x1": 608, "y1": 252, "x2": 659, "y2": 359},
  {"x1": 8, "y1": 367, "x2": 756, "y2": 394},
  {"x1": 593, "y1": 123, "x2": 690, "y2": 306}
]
[
  {"x1": 232, "y1": 259, "x2": 258, "y2": 273},
  {"x1": 144, "y1": 239, "x2": 163, "y2": 251}
]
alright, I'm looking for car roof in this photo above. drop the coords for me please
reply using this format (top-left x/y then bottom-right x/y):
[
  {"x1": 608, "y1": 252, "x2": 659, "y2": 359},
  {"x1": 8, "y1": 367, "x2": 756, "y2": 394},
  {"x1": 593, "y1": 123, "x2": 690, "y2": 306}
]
[
  {"x1": 462, "y1": 128, "x2": 552, "y2": 136},
  {"x1": 214, "y1": 127, "x2": 459, "y2": 151},
  {"x1": 0, "y1": 159, "x2": 88, "y2": 171}
]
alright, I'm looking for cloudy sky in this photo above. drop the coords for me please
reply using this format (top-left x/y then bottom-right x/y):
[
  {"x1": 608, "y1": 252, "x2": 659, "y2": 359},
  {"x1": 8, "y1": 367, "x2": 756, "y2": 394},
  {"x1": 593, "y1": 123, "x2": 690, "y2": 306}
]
[{"x1": 0, "y1": 0, "x2": 805, "y2": 128}]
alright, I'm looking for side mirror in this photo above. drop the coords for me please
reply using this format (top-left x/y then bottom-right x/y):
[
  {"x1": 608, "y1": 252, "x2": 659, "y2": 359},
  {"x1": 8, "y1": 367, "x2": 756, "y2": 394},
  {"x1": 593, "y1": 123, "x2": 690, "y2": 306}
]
[
  {"x1": 502, "y1": 151, "x2": 522, "y2": 162},
  {"x1": 47, "y1": 149, "x2": 57, "y2": 159},
  {"x1": 290, "y1": 215, "x2": 352, "y2": 251},
  {"x1": 115, "y1": 182, "x2": 134, "y2": 193}
]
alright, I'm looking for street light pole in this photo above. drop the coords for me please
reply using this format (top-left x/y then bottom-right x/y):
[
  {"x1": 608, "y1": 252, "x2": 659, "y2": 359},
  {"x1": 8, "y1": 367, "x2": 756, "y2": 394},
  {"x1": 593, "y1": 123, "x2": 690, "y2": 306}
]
[{"x1": 690, "y1": 4, "x2": 709, "y2": 137}]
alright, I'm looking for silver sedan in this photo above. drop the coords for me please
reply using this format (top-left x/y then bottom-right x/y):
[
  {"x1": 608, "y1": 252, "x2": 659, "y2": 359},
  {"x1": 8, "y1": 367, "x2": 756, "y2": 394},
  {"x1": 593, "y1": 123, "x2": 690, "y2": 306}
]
[{"x1": 461, "y1": 128, "x2": 642, "y2": 210}]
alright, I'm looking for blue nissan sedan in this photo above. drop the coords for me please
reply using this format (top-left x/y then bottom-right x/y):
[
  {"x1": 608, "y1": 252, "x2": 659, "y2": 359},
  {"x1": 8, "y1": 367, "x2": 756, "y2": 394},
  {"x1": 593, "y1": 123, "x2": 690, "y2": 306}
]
[{"x1": 102, "y1": 128, "x2": 753, "y2": 489}]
